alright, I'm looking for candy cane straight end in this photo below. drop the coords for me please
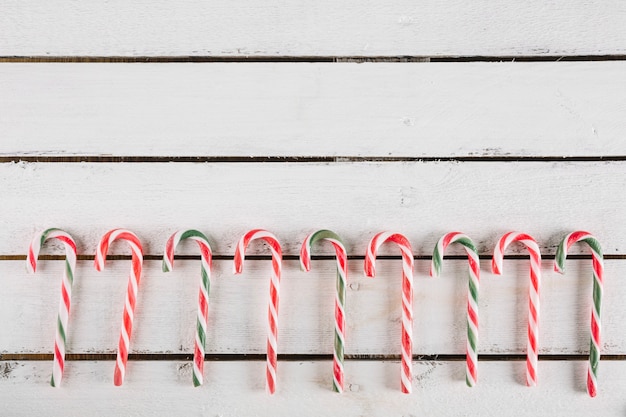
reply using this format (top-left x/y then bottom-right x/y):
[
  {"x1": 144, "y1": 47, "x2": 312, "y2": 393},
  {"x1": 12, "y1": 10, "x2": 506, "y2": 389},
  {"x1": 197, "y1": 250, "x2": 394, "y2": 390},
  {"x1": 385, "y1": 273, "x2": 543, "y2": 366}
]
[
  {"x1": 114, "y1": 368, "x2": 123, "y2": 387},
  {"x1": 588, "y1": 371, "x2": 597, "y2": 398}
]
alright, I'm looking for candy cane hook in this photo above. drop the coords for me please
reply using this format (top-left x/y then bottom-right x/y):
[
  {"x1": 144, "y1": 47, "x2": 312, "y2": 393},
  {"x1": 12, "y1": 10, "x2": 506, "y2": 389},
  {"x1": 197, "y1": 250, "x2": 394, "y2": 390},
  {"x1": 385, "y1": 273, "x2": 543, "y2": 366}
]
[
  {"x1": 364, "y1": 232, "x2": 414, "y2": 394},
  {"x1": 94, "y1": 229, "x2": 143, "y2": 386},
  {"x1": 233, "y1": 229, "x2": 282, "y2": 395},
  {"x1": 300, "y1": 229, "x2": 348, "y2": 393},
  {"x1": 430, "y1": 232, "x2": 480, "y2": 387},
  {"x1": 554, "y1": 231, "x2": 604, "y2": 398},
  {"x1": 163, "y1": 230, "x2": 213, "y2": 387},
  {"x1": 492, "y1": 232, "x2": 542, "y2": 387},
  {"x1": 27, "y1": 228, "x2": 77, "y2": 387}
]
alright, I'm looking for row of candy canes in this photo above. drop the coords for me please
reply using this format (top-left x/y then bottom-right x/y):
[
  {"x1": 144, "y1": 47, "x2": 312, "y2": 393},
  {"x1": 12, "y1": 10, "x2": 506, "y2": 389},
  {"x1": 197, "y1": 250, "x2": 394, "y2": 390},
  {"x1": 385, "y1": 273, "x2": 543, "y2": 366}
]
[{"x1": 27, "y1": 228, "x2": 603, "y2": 397}]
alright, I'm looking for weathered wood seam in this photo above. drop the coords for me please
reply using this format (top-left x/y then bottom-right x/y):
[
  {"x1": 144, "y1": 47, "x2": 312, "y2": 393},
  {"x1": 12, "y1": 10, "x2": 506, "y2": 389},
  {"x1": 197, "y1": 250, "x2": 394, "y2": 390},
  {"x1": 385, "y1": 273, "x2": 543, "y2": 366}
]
[{"x1": 2, "y1": 55, "x2": 626, "y2": 63}]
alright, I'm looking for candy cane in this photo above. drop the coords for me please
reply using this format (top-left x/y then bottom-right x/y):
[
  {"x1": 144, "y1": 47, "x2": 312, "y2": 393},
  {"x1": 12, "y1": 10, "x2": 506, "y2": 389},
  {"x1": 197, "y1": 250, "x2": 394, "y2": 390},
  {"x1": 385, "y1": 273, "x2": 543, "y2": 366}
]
[
  {"x1": 163, "y1": 229, "x2": 212, "y2": 387},
  {"x1": 94, "y1": 229, "x2": 143, "y2": 386},
  {"x1": 300, "y1": 229, "x2": 347, "y2": 393},
  {"x1": 492, "y1": 231, "x2": 542, "y2": 387},
  {"x1": 364, "y1": 232, "x2": 414, "y2": 394},
  {"x1": 233, "y1": 229, "x2": 282, "y2": 395},
  {"x1": 554, "y1": 231, "x2": 604, "y2": 398},
  {"x1": 430, "y1": 232, "x2": 480, "y2": 387},
  {"x1": 27, "y1": 228, "x2": 77, "y2": 387}
]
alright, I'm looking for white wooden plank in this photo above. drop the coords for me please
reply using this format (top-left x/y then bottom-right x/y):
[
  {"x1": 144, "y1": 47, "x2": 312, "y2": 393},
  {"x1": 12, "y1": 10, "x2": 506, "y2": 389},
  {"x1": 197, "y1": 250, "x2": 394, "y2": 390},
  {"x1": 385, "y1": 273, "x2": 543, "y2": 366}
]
[
  {"x1": 0, "y1": 161, "x2": 624, "y2": 255},
  {"x1": 1, "y1": 259, "x2": 623, "y2": 354},
  {"x1": 1, "y1": 1, "x2": 625, "y2": 57},
  {"x1": 0, "y1": 360, "x2": 624, "y2": 416},
  {"x1": 1, "y1": 63, "x2": 626, "y2": 157}
]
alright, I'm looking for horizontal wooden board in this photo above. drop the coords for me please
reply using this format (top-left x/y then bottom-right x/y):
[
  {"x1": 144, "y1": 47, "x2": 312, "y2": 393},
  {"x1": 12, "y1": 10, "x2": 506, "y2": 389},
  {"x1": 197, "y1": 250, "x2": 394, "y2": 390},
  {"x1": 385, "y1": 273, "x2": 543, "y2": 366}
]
[
  {"x1": 1, "y1": 63, "x2": 626, "y2": 157},
  {"x1": 0, "y1": 360, "x2": 624, "y2": 416},
  {"x1": 0, "y1": 161, "x2": 624, "y2": 255},
  {"x1": 0, "y1": 259, "x2": 622, "y2": 355},
  {"x1": 1, "y1": 1, "x2": 625, "y2": 57}
]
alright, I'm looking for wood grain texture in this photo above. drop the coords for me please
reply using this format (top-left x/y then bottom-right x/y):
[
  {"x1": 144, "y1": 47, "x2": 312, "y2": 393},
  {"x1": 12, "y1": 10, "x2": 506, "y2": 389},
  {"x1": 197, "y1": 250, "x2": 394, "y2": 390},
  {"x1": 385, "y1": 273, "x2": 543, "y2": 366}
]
[
  {"x1": 1, "y1": 259, "x2": 622, "y2": 355},
  {"x1": 3, "y1": 0, "x2": 626, "y2": 410},
  {"x1": 1, "y1": 1, "x2": 625, "y2": 57},
  {"x1": 1, "y1": 360, "x2": 625, "y2": 416},
  {"x1": 1, "y1": 63, "x2": 626, "y2": 157},
  {"x1": 0, "y1": 161, "x2": 624, "y2": 255}
]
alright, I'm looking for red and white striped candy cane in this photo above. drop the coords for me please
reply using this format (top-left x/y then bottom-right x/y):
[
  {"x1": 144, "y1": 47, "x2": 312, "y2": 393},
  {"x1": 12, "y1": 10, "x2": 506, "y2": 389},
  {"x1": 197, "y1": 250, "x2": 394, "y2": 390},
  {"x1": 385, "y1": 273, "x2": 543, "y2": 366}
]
[
  {"x1": 27, "y1": 228, "x2": 77, "y2": 387},
  {"x1": 233, "y1": 229, "x2": 282, "y2": 395},
  {"x1": 492, "y1": 231, "x2": 541, "y2": 387},
  {"x1": 364, "y1": 232, "x2": 414, "y2": 394},
  {"x1": 94, "y1": 229, "x2": 143, "y2": 386},
  {"x1": 163, "y1": 229, "x2": 212, "y2": 387}
]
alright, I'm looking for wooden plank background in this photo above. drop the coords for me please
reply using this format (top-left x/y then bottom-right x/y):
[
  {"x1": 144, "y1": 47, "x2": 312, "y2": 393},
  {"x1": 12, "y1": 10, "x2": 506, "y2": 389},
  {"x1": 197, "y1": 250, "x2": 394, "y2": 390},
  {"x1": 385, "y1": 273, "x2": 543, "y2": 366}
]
[
  {"x1": 1, "y1": 1, "x2": 625, "y2": 57},
  {"x1": 1, "y1": 63, "x2": 625, "y2": 157},
  {"x1": 5, "y1": 361, "x2": 626, "y2": 417},
  {"x1": 0, "y1": 161, "x2": 623, "y2": 255},
  {"x1": 1, "y1": 1, "x2": 625, "y2": 416}
]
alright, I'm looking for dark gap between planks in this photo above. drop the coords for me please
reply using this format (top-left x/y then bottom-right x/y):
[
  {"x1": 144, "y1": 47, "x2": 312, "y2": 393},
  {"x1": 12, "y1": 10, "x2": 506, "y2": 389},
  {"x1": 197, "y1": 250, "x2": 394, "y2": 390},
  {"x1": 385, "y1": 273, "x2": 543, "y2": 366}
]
[
  {"x1": 2, "y1": 255, "x2": 624, "y2": 261},
  {"x1": 2, "y1": 156, "x2": 626, "y2": 163},
  {"x1": 1, "y1": 55, "x2": 626, "y2": 63},
  {"x1": 2, "y1": 353, "x2": 625, "y2": 361}
]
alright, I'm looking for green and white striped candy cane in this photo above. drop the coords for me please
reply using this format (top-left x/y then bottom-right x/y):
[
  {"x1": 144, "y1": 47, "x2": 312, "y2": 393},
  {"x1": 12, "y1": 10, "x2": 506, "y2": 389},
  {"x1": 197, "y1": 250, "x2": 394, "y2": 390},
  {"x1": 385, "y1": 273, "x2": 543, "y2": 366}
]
[
  {"x1": 430, "y1": 232, "x2": 480, "y2": 387},
  {"x1": 27, "y1": 228, "x2": 77, "y2": 387},
  {"x1": 163, "y1": 229, "x2": 213, "y2": 387},
  {"x1": 554, "y1": 231, "x2": 603, "y2": 398},
  {"x1": 300, "y1": 229, "x2": 347, "y2": 393}
]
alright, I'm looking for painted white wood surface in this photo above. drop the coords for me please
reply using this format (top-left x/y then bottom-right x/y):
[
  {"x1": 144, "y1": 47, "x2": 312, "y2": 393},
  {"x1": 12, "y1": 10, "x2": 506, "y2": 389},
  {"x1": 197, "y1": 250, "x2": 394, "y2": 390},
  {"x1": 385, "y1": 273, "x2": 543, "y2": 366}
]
[
  {"x1": 1, "y1": 1, "x2": 625, "y2": 57},
  {"x1": 0, "y1": 259, "x2": 621, "y2": 355},
  {"x1": 0, "y1": 161, "x2": 623, "y2": 255},
  {"x1": 1, "y1": 361, "x2": 624, "y2": 417},
  {"x1": 2, "y1": 0, "x2": 625, "y2": 409},
  {"x1": 1, "y1": 63, "x2": 625, "y2": 157}
]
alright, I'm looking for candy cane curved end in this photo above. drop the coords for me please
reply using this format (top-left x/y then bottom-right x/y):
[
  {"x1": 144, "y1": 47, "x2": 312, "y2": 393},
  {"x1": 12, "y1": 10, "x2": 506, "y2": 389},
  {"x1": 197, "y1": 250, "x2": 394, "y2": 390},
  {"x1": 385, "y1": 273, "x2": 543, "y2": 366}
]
[
  {"x1": 162, "y1": 229, "x2": 212, "y2": 273},
  {"x1": 431, "y1": 232, "x2": 480, "y2": 387},
  {"x1": 94, "y1": 229, "x2": 144, "y2": 386},
  {"x1": 491, "y1": 231, "x2": 515, "y2": 275},
  {"x1": 300, "y1": 229, "x2": 347, "y2": 393},
  {"x1": 364, "y1": 232, "x2": 414, "y2": 278},
  {"x1": 554, "y1": 231, "x2": 603, "y2": 275},
  {"x1": 94, "y1": 229, "x2": 144, "y2": 271},
  {"x1": 162, "y1": 229, "x2": 213, "y2": 387},
  {"x1": 27, "y1": 228, "x2": 77, "y2": 273},
  {"x1": 492, "y1": 232, "x2": 541, "y2": 276},
  {"x1": 491, "y1": 232, "x2": 542, "y2": 387},
  {"x1": 553, "y1": 231, "x2": 604, "y2": 398},
  {"x1": 300, "y1": 230, "x2": 346, "y2": 271},
  {"x1": 364, "y1": 232, "x2": 414, "y2": 394},
  {"x1": 27, "y1": 228, "x2": 77, "y2": 388},
  {"x1": 233, "y1": 229, "x2": 282, "y2": 395},
  {"x1": 430, "y1": 232, "x2": 479, "y2": 278}
]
